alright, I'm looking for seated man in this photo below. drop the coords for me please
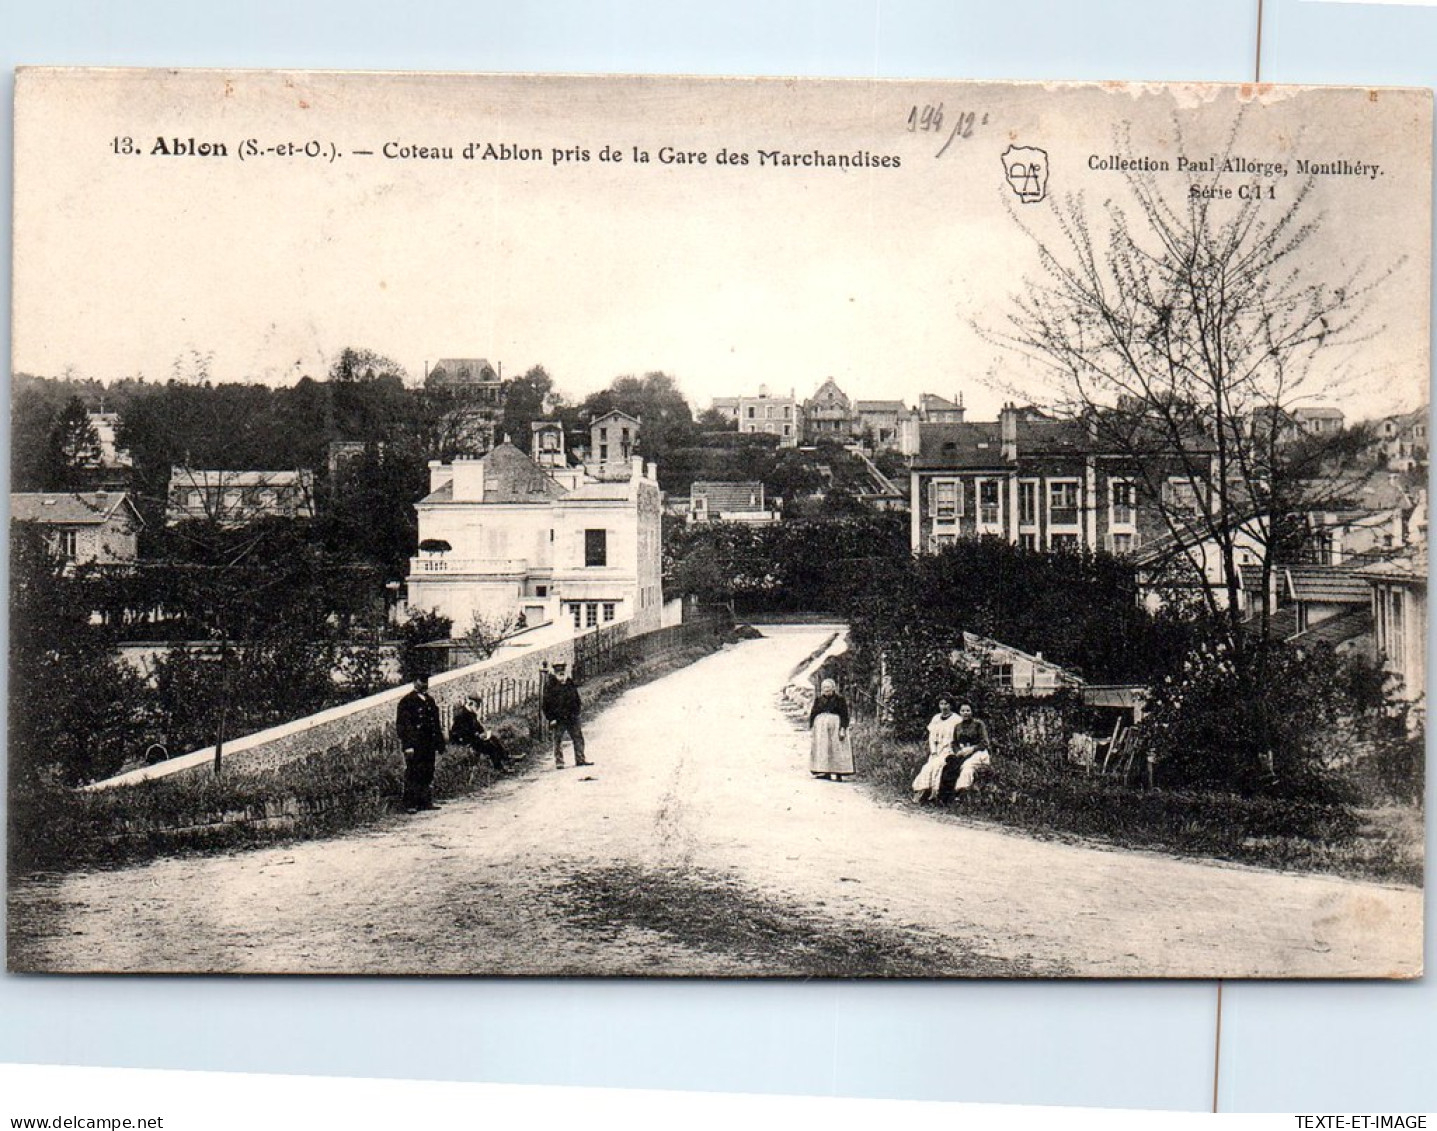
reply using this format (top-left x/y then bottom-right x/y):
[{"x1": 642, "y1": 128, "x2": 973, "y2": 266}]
[
  {"x1": 449, "y1": 695, "x2": 520, "y2": 773},
  {"x1": 935, "y1": 702, "x2": 991, "y2": 804}
]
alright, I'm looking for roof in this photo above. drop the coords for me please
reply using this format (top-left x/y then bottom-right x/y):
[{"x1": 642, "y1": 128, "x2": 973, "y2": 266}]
[
  {"x1": 692, "y1": 481, "x2": 765, "y2": 511},
  {"x1": 856, "y1": 400, "x2": 906, "y2": 413},
  {"x1": 168, "y1": 469, "x2": 312, "y2": 488},
  {"x1": 1295, "y1": 606, "x2": 1373, "y2": 648},
  {"x1": 1238, "y1": 563, "x2": 1268, "y2": 594},
  {"x1": 1293, "y1": 406, "x2": 1345, "y2": 420},
  {"x1": 1244, "y1": 605, "x2": 1301, "y2": 641},
  {"x1": 11, "y1": 491, "x2": 138, "y2": 526},
  {"x1": 426, "y1": 358, "x2": 499, "y2": 386},
  {"x1": 920, "y1": 393, "x2": 962, "y2": 412},
  {"x1": 591, "y1": 409, "x2": 641, "y2": 426},
  {"x1": 1356, "y1": 544, "x2": 1428, "y2": 584},
  {"x1": 1285, "y1": 566, "x2": 1373, "y2": 605},
  {"x1": 421, "y1": 442, "x2": 569, "y2": 505},
  {"x1": 710, "y1": 397, "x2": 739, "y2": 409},
  {"x1": 912, "y1": 418, "x2": 1092, "y2": 469}
]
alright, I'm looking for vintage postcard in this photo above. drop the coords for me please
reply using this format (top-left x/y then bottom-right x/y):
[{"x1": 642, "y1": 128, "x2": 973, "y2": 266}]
[{"x1": 7, "y1": 70, "x2": 1428, "y2": 977}]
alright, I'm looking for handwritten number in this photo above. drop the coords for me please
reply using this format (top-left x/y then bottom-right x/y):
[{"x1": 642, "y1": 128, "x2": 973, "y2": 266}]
[
  {"x1": 906, "y1": 103, "x2": 945, "y2": 133},
  {"x1": 935, "y1": 110, "x2": 978, "y2": 158}
]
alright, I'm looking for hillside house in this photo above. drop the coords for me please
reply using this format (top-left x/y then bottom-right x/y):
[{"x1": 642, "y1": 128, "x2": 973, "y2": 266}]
[
  {"x1": 165, "y1": 469, "x2": 315, "y2": 526},
  {"x1": 588, "y1": 410, "x2": 641, "y2": 480},
  {"x1": 803, "y1": 378, "x2": 856, "y2": 442},
  {"x1": 424, "y1": 357, "x2": 509, "y2": 456},
  {"x1": 855, "y1": 400, "x2": 906, "y2": 450},
  {"x1": 910, "y1": 405, "x2": 1217, "y2": 557},
  {"x1": 689, "y1": 481, "x2": 779, "y2": 524},
  {"x1": 11, "y1": 491, "x2": 143, "y2": 565},
  {"x1": 733, "y1": 387, "x2": 800, "y2": 447}
]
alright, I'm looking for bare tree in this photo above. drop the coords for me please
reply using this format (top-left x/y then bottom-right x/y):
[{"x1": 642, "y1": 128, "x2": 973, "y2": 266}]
[{"x1": 991, "y1": 127, "x2": 1394, "y2": 649}]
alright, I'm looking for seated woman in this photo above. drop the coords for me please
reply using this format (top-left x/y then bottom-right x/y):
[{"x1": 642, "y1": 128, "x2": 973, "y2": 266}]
[
  {"x1": 935, "y1": 702, "x2": 991, "y2": 804},
  {"x1": 449, "y1": 696, "x2": 520, "y2": 773},
  {"x1": 808, "y1": 678, "x2": 854, "y2": 781},
  {"x1": 913, "y1": 696, "x2": 960, "y2": 804}
]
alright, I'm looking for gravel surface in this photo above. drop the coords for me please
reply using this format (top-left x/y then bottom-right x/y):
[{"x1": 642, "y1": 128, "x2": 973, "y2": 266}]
[{"x1": 8, "y1": 626, "x2": 1422, "y2": 977}]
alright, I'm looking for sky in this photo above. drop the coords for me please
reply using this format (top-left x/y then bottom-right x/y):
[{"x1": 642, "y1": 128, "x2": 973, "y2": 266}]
[{"x1": 11, "y1": 71, "x2": 1431, "y2": 422}]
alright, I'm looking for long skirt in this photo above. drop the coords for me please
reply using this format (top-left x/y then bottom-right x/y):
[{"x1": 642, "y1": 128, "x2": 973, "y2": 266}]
[{"x1": 810, "y1": 712, "x2": 855, "y2": 776}]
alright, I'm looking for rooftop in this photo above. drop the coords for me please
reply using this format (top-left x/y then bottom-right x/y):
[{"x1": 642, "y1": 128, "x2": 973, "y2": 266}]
[
  {"x1": 422, "y1": 442, "x2": 569, "y2": 505},
  {"x1": 426, "y1": 358, "x2": 500, "y2": 386},
  {"x1": 10, "y1": 491, "x2": 137, "y2": 525},
  {"x1": 692, "y1": 481, "x2": 766, "y2": 512},
  {"x1": 1285, "y1": 565, "x2": 1373, "y2": 605}
]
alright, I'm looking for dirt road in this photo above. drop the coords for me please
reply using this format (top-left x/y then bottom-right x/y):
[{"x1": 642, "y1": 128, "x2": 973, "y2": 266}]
[{"x1": 9, "y1": 626, "x2": 1423, "y2": 977}]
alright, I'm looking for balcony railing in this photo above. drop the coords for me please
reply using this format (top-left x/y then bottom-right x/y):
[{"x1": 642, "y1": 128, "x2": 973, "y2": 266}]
[{"x1": 409, "y1": 556, "x2": 529, "y2": 575}]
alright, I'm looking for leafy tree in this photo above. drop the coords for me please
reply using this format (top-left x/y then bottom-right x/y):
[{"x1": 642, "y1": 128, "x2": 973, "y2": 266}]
[
  {"x1": 45, "y1": 397, "x2": 103, "y2": 489},
  {"x1": 1138, "y1": 633, "x2": 1388, "y2": 800},
  {"x1": 501, "y1": 365, "x2": 556, "y2": 452},
  {"x1": 395, "y1": 609, "x2": 453, "y2": 680},
  {"x1": 696, "y1": 406, "x2": 738, "y2": 430},
  {"x1": 8, "y1": 525, "x2": 154, "y2": 785}
]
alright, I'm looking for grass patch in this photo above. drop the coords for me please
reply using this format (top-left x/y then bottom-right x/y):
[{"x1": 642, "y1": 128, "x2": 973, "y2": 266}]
[{"x1": 855, "y1": 721, "x2": 1423, "y2": 888}]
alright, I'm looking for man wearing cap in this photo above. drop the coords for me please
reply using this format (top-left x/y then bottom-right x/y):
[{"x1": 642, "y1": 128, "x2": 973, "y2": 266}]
[
  {"x1": 396, "y1": 674, "x2": 445, "y2": 811},
  {"x1": 541, "y1": 660, "x2": 589, "y2": 769}
]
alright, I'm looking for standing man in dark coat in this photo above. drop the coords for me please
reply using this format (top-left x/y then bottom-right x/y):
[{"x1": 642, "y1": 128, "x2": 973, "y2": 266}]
[
  {"x1": 396, "y1": 674, "x2": 445, "y2": 811},
  {"x1": 541, "y1": 660, "x2": 589, "y2": 769}
]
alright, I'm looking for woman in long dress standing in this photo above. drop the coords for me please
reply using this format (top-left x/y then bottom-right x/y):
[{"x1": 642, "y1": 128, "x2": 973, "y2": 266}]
[{"x1": 809, "y1": 678, "x2": 854, "y2": 781}]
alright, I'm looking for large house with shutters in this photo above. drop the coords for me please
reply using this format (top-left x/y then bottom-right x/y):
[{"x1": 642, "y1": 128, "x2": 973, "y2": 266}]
[
  {"x1": 406, "y1": 441, "x2": 663, "y2": 637},
  {"x1": 909, "y1": 405, "x2": 1216, "y2": 557}
]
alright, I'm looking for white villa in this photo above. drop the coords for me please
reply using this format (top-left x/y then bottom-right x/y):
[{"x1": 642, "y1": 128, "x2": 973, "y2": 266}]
[{"x1": 406, "y1": 442, "x2": 664, "y2": 637}]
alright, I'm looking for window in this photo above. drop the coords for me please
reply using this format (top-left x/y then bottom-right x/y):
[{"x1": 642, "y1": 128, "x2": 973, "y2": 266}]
[
  {"x1": 978, "y1": 479, "x2": 1002, "y2": 528},
  {"x1": 783, "y1": 406, "x2": 791, "y2": 418},
  {"x1": 1020, "y1": 532, "x2": 1039, "y2": 552},
  {"x1": 53, "y1": 529, "x2": 78, "y2": 559},
  {"x1": 1111, "y1": 532, "x2": 1134, "y2": 555},
  {"x1": 536, "y1": 585, "x2": 548, "y2": 597},
  {"x1": 1048, "y1": 480, "x2": 1080, "y2": 527},
  {"x1": 933, "y1": 480, "x2": 960, "y2": 525},
  {"x1": 1163, "y1": 477, "x2": 1203, "y2": 518},
  {"x1": 599, "y1": 444, "x2": 608, "y2": 461},
  {"x1": 570, "y1": 603, "x2": 582, "y2": 629},
  {"x1": 602, "y1": 602, "x2": 616, "y2": 622},
  {"x1": 747, "y1": 407, "x2": 756, "y2": 419},
  {"x1": 783, "y1": 424, "x2": 791, "y2": 436},
  {"x1": 585, "y1": 528, "x2": 608, "y2": 567},
  {"x1": 1110, "y1": 479, "x2": 1136, "y2": 528},
  {"x1": 599, "y1": 427, "x2": 608, "y2": 441},
  {"x1": 1051, "y1": 533, "x2": 1079, "y2": 552},
  {"x1": 586, "y1": 602, "x2": 599, "y2": 628},
  {"x1": 990, "y1": 661, "x2": 1014, "y2": 689},
  {"x1": 1018, "y1": 480, "x2": 1039, "y2": 527}
]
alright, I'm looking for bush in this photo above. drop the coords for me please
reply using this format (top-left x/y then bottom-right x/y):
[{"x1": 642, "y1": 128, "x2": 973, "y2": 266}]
[{"x1": 1139, "y1": 635, "x2": 1388, "y2": 803}]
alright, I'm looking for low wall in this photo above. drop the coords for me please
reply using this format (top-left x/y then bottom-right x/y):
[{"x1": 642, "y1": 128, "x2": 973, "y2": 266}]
[{"x1": 88, "y1": 627, "x2": 612, "y2": 791}]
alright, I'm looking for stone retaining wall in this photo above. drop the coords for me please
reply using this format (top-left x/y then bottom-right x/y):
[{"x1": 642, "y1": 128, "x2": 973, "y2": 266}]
[{"x1": 89, "y1": 629, "x2": 606, "y2": 790}]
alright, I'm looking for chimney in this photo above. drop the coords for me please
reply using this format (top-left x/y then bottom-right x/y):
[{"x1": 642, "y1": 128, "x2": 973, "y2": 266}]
[
  {"x1": 1000, "y1": 403, "x2": 1019, "y2": 463},
  {"x1": 428, "y1": 460, "x2": 452, "y2": 494},
  {"x1": 451, "y1": 457, "x2": 486, "y2": 501}
]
